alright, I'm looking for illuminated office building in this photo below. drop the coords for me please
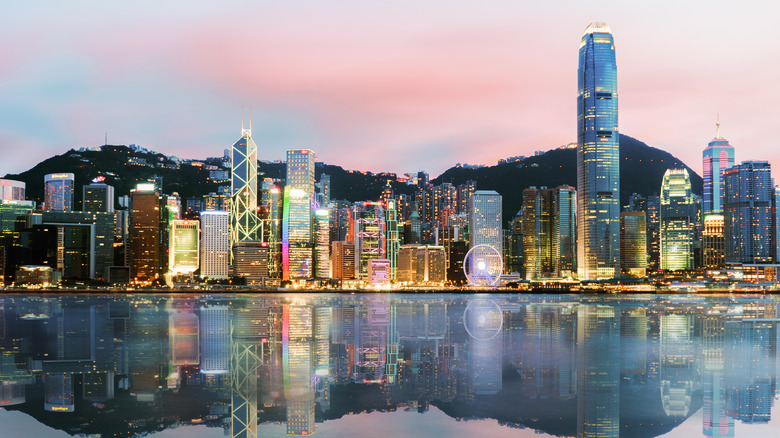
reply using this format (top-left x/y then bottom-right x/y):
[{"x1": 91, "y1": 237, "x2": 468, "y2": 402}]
[
  {"x1": 283, "y1": 186, "x2": 313, "y2": 279},
  {"x1": 200, "y1": 211, "x2": 229, "y2": 279},
  {"x1": 169, "y1": 219, "x2": 199, "y2": 275},
  {"x1": 233, "y1": 241, "x2": 269, "y2": 282},
  {"x1": 82, "y1": 183, "x2": 114, "y2": 213},
  {"x1": 620, "y1": 211, "x2": 647, "y2": 277},
  {"x1": 314, "y1": 209, "x2": 330, "y2": 278},
  {"x1": 702, "y1": 214, "x2": 725, "y2": 269},
  {"x1": 331, "y1": 241, "x2": 355, "y2": 279},
  {"x1": 660, "y1": 169, "x2": 695, "y2": 271},
  {"x1": 521, "y1": 186, "x2": 576, "y2": 279},
  {"x1": 353, "y1": 202, "x2": 386, "y2": 279},
  {"x1": 130, "y1": 183, "x2": 160, "y2": 283},
  {"x1": 230, "y1": 126, "x2": 260, "y2": 248},
  {"x1": 0, "y1": 179, "x2": 25, "y2": 202},
  {"x1": 283, "y1": 149, "x2": 316, "y2": 280},
  {"x1": 44, "y1": 173, "x2": 74, "y2": 211},
  {"x1": 723, "y1": 161, "x2": 775, "y2": 264},
  {"x1": 577, "y1": 23, "x2": 620, "y2": 280},
  {"x1": 385, "y1": 198, "x2": 400, "y2": 281},
  {"x1": 396, "y1": 245, "x2": 446, "y2": 283},
  {"x1": 702, "y1": 123, "x2": 735, "y2": 214},
  {"x1": 469, "y1": 190, "x2": 502, "y2": 253}
]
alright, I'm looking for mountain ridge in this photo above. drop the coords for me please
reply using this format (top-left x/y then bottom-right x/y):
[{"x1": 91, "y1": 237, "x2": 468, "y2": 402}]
[{"x1": 4, "y1": 134, "x2": 702, "y2": 223}]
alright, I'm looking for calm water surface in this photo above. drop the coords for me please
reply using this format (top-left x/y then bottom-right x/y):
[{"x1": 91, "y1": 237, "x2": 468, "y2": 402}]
[{"x1": 1, "y1": 293, "x2": 779, "y2": 437}]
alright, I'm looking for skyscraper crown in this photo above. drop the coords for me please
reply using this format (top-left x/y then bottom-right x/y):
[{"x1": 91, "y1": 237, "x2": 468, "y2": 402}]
[{"x1": 583, "y1": 22, "x2": 611, "y2": 36}]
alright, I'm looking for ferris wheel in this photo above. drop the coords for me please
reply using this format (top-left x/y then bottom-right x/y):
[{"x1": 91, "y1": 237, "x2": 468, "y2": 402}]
[{"x1": 463, "y1": 244, "x2": 503, "y2": 286}]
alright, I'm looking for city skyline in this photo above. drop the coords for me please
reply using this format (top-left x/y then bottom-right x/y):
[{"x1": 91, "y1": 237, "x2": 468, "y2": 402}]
[{"x1": 2, "y1": 2, "x2": 779, "y2": 179}]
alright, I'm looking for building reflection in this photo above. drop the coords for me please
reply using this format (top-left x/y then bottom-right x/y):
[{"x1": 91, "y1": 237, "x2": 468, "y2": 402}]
[{"x1": 0, "y1": 294, "x2": 779, "y2": 438}]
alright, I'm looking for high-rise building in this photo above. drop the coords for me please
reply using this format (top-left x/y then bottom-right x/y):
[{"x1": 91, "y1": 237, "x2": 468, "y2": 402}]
[
  {"x1": 200, "y1": 211, "x2": 229, "y2": 279},
  {"x1": 233, "y1": 241, "x2": 269, "y2": 282},
  {"x1": 199, "y1": 305, "x2": 229, "y2": 375},
  {"x1": 331, "y1": 241, "x2": 355, "y2": 280},
  {"x1": 230, "y1": 126, "x2": 259, "y2": 248},
  {"x1": 723, "y1": 161, "x2": 775, "y2": 264},
  {"x1": 0, "y1": 179, "x2": 25, "y2": 202},
  {"x1": 44, "y1": 173, "x2": 74, "y2": 211},
  {"x1": 385, "y1": 199, "x2": 400, "y2": 281},
  {"x1": 129, "y1": 183, "x2": 160, "y2": 283},
  {"x1": 702, "y1": 121, "x2": 735, "y2": 215},
  {"x1": 283, "y1": 186, "x2": 313, "y2": 280},
  {"x1": 702, "y1": 214, "x2": 725, "y2": 269},
  {"x1": 82, "y1": 183, "x2": 114, "y2": 213},
  {"x1": 660, "y1": 169, "x2": 695, "y2": 271},
  {"x1": 168, "y1": 219, "x2": 199, "y2": 275},
  {"x1": 577, "y1": 22, "x2": 620, "y2": 280},
  {"x1": 352, "y1": 202, "x2": 386, "y2": 279},
  {"x1": 620, "y1": 211, "x2": 647, "y2": 277},
  {"x1": 314, "y1": 209, "x2": 330, "y2": 278},
  {"x1": 283, "y1": 150, "x2": 316, "y2": 280},
  {"x1": 521, "y1": 186, "x2": 576, "y2": 279},
  {"x1": 469, "y1": 190, "x2": 502, "y2": 253}
]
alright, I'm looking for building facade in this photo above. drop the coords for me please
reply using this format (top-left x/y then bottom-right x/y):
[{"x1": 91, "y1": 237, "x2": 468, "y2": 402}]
[
  {"x1": 620, "y1": 211, "x2": 647, "y2": 277},
  {"x1": 469, "y1": 190, "x2": 502, "y2": 253},
  {"x1": 230, "y1": 128, "x2": 260, "y2": 248},
  {"x1": 702, "y1": 125, "x2": 735, "y2": 215},
  {"x1": 577, "y1": 23, "x2": 620, "y2": 280},
  {"x1": 723, "y1": 161, "x2": 775, "y2": 264},
  {"x1": 200, "y1": 211, "x2": 230, "y2": 279},
  {"x1": 660, "y1": 169, "x2": 695, "y2": 271},
  {"x1": 44, "y1": 173, "x2": 75, "y2": 211}
]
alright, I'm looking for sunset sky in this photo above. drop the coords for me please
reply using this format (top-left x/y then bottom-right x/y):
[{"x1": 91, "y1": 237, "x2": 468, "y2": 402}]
[{"x1": 2, "y1": 1, "x2": 778, "y2": 179}]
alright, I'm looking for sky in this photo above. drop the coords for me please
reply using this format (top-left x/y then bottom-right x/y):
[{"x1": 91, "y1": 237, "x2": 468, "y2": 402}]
[{"x1": 2, "y1": 1, "x2": 779, "y2": 179}]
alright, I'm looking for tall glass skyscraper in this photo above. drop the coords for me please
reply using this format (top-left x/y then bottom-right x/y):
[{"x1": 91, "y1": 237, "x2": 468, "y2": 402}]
[
  {"x1": 283, "y1": 149, "x2": 316, "y2": 280},
  {"x1": 577, "y1": 22, "x2": 619, "y2": 280},
  {"x1": 44, "y1": 173, "x2": 74, "y2": 211},
  {"x1": 722, "y1": 161, "x2": 774, "y2": 264},
  {"x1": 702, "y1": 122, "x2": 735, "y2": 214},
  {"x1": 230, "y1": 127, "x2": 260, "y2": 248},
  {"x1": 660, "y1": 169, "x2": 695, "y2": 271}
]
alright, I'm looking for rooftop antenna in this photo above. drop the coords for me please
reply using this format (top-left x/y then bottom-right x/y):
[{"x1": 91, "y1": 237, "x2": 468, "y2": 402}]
[
  {"x1": 249, "y1": 106, "x2": 252, "y2": 133},
  {"x1": 241, "y1": 105, "x2": 251, "y2": 137},
  {"x1": 716, "y1": 114, "x2": 721, "y2": 138},
  {"x1": 104, "y1": 131, "x2": 107, "y2": 146}
]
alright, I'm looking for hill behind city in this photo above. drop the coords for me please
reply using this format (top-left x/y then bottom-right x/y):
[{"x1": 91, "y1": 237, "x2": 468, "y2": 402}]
[{"x1": 4, "y1": 134, "x2": 701, "y2": 222}]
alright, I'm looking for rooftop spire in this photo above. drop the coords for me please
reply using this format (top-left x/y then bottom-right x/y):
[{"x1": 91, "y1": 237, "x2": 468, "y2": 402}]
[{"x1": 716, "y1": 114, "x2": 721, "y2": 138}]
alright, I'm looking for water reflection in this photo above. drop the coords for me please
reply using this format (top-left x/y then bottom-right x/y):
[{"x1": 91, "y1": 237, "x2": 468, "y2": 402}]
[{"x1": 0, "y1": 294, "x2": 779, "y2": 437}]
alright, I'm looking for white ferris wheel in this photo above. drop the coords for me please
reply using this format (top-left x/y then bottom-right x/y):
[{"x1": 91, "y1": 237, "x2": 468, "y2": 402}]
[{"x1": 463, "y1": 244, "x2": 503, "y2": 287}]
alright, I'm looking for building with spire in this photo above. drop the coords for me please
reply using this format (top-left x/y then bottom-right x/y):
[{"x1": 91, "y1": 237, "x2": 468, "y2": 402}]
[
  {"x1": 230, "y1": 123, "x2": 260, "y2": 250},
  {"x1": 577, "y1": 22, "x2": 620, "y2": 280},
  {"x1": 703, "y1": 119, "x2": 735, "y2": 215}
]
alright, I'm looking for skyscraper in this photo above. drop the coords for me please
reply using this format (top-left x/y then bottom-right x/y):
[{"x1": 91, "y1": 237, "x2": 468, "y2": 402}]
[
  {"x1": 620, "y1": 211, "x2": 647, "y2": 277},
  {"x1": 702, "y1": 121, "x2": 735, "y2": 215},
  {"x1": 230, "y1": 126, "x2": 259, "y2": 248},
  {"x1": 660, "y1": 169, "x2": 695, "y2": 271},
  {"x1": 283, "y1": 149, "x2": 316, "y2": 280},
  {"x1": 200, "y1": 211, "x2": 230, "y2": 279},
  {"x1": 521, "y1": 186, "x2": 576, "y2": 279},
  {"x1": 44, "y1": 173, "x2": 74, "y2": 211},
  {"x1": 82, "y1": 183, "x2": 114, "y2": 213},
  {"x1": 129, "y1": 183, "x2": 160, "y2": 283},
  {"x1": 0, "y1": 179, "x2": 25, "y2": 202},
  {"x1": 168, "y1": 219, "x2": 199, "y2": 275},
  {"x1": 469, "y1": 190, "x2": 502, "y2": 253},
  {"x1": 577, "y1": 22, "x2": 619, "y2": 280},
  {"x1": 723, "y1": 161, "x2": 775, "y2": 264}
]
